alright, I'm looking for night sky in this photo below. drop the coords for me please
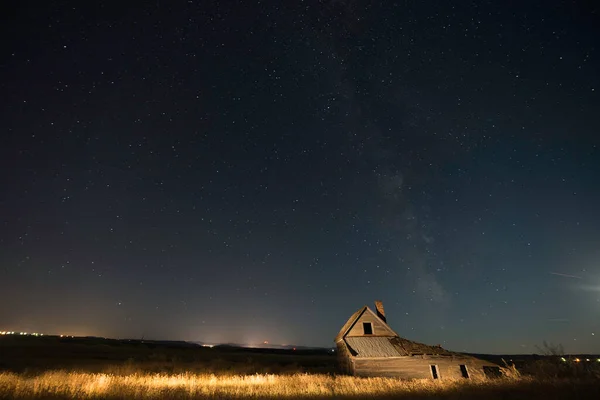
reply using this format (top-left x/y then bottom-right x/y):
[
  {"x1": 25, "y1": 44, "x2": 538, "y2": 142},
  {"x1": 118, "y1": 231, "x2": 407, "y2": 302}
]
[{"x1": 1, "y1": 1, "x2": 599, "y2": 354}]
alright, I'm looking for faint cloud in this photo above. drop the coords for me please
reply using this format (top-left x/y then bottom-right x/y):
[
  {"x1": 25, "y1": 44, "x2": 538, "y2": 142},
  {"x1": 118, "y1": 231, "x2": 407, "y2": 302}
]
[{"x1": 549, "y1": 271, "x2": 582, "y2": 279}]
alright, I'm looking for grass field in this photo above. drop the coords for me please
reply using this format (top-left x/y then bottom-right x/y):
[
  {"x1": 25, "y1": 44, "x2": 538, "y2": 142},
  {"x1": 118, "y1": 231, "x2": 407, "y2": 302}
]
[
  {"x1": 2, "y1": 370, "x2": 600, "y2": 399},
  {"x1": 1, "y1": 336, "x2": 599, "y2": 399}
]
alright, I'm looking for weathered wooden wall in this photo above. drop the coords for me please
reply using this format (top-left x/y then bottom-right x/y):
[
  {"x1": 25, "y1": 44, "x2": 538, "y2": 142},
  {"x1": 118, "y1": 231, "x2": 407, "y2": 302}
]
[
  {"x1": 335, "y1": 341, "x2": 355, "y2": 374},
  {"x1": 352, "y1": 356, "x2": 500, "y2": 379},
  {"x1": 345, "y1": 309, "x2": 396, "y2": 337}
]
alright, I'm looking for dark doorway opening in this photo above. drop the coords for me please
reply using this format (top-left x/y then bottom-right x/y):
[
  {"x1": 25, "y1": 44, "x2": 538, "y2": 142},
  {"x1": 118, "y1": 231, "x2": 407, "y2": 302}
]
[
  {"x1": 430, "y1": 365, "x2": 439, "y2": 379},
  {"x1": 459, "y1": 364, "x2": 469, "y2": 378},
  {"x1": 362, "y1": 322, "x2": 373, "y2": 335}
]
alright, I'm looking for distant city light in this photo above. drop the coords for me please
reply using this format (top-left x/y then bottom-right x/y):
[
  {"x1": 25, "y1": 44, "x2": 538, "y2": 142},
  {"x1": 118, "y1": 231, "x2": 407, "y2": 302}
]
[{"x1": 1, "y1": 330, "x2": 60, "y2": 337}]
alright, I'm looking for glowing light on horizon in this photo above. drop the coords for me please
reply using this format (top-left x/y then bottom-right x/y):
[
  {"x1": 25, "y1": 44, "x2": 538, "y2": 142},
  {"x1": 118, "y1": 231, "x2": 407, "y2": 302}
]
[{"x1": 1, "y1": 331, "x2": 66, "y2": 337}]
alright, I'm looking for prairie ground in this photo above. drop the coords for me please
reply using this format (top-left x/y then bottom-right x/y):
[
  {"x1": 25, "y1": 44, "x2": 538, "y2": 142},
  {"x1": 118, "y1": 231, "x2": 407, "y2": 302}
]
[
  {"x1": 0, "y1": 335, "x2": 335, "y2": 375},
  {"x1": 1, "y1": 335, "x2": 599, "y2": 399}
]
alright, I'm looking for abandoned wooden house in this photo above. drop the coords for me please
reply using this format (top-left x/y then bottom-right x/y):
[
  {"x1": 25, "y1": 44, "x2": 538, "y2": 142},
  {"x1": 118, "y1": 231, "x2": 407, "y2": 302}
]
[{"x1": 335, "y1": 301, "x2": 503, "y2": 379}]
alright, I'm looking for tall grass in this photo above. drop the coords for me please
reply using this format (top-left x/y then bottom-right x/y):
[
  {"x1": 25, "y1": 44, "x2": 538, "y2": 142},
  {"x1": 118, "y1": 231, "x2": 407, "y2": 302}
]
[{"x1": 0, "y1": 370, "x2": 599, "y2": 400}]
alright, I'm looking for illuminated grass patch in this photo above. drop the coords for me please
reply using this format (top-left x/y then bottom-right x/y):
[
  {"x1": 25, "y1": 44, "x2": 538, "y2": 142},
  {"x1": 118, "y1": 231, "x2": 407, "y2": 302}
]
[{"x1": 0, "y1": 371, "x2": 598, "y2": 399}]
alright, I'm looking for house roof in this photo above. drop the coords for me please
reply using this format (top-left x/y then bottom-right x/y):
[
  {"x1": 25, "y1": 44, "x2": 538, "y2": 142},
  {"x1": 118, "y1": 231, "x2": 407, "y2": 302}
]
[
  {"x1": 388, "y1": 336, "x2": 453, "y2": 356},
  {"x1": 345, "y1": 336, "x2": 404, "y2": 357},
  {"x1": 345, "y1": 336, "x2": 455, "y2": 357}
]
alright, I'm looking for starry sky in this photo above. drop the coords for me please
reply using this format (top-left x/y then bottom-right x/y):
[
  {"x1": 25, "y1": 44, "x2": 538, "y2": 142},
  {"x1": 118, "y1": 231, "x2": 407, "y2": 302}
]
[{"x1": 1, "y1": 1, "x2": 599, "y2": 354}]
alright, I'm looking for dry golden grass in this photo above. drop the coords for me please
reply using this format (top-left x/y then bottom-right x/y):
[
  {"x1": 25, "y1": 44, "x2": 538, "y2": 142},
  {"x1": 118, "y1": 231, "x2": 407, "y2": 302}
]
[{"x1": 0, "y1": 370, "x2": 599, "y2": 400}]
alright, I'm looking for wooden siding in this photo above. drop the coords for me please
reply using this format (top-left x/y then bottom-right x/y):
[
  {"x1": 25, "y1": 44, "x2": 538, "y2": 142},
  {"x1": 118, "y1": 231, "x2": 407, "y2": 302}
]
[
  {"x1": 352, "y1": 356, "x2": 501, "y2": 379},
  {"x1": 336, "y1": 341, "x2": 355, "y2": 374},
  {"x1": 345, "y1": 308, "x2": 397, "y2": 337}
]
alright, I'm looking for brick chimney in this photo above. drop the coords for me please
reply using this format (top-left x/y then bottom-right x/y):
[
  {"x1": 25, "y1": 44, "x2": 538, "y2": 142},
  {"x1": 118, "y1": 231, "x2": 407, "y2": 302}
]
[{"x1": 374, "y1": 300, "x2": 386, "y2": 323}]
